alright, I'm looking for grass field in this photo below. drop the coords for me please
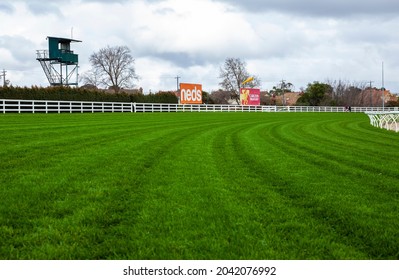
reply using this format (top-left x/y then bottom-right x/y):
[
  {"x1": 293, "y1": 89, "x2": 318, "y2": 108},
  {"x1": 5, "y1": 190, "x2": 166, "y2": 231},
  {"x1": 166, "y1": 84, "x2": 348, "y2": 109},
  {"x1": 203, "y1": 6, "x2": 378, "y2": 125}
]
[{"x1": 0, "y1": 112, "x2": 398, "y2": 260}]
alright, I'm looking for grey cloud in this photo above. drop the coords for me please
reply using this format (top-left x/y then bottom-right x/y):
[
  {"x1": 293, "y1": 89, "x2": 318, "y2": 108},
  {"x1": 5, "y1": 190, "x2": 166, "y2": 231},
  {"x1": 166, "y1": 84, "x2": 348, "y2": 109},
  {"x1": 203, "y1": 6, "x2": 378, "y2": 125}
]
[
  {"x1": 12, "y1": 0, "x2": 399, "y2": 17},
  {"x1": 0, "y1": 35, "x2": 38, "y2": 69},
  {"x1": 216, "y1": 0, "x2": 399, "y2": 17},
  {"x1": 26, "y1": 2, "x2": 62, "y2": 15},
  {"x1": 12, "y1": 0, "x2": 129, "y2": 14},
  {"x1": 142, "y1": 52, "x2": 212, "y2": 68},
  {"x1": 14, "y1": 0, "x2": 129, "y2": 4},
  {"x1": 6, "y1": 0, "x2": 63, "y2": 15},
  {"x1": 0, "y1": 3, "x2": 14, "y2": 13}
]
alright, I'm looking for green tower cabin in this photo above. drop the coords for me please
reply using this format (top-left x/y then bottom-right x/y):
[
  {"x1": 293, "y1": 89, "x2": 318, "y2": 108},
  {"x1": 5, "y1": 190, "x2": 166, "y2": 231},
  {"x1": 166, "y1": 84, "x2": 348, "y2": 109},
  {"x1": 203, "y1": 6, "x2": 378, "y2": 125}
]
[{"x1": 36, "y1": 36, "x2": 82, "y2": 86}]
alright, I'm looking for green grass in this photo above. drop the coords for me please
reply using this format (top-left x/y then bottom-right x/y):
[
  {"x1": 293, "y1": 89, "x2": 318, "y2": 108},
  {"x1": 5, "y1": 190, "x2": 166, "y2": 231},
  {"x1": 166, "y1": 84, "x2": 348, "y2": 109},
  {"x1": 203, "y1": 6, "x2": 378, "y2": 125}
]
[{"x1": 0, "y1": 112, "x2": 398, "y2": 260}]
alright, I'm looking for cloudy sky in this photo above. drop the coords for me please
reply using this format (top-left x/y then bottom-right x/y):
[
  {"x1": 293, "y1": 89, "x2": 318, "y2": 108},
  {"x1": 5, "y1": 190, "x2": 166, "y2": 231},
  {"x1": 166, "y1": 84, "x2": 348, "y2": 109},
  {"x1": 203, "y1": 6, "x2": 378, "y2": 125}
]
[{"x1": 1, "y1": 0, "x2": 399, "y2": 93}]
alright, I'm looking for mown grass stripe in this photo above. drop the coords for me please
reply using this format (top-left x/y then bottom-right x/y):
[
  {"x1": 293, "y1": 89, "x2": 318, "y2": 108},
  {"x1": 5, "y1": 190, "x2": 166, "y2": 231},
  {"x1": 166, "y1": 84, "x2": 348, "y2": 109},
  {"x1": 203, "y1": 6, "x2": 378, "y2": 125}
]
[
  {"x1": 219, "y1": 120, "x2": 366, "y2": 259},
  {"x1": 0, "y1": 113, "x2": 398, "y2": 260},
  {"x1": 235, "y1": 114, "x2": 399, "y2": 259}
]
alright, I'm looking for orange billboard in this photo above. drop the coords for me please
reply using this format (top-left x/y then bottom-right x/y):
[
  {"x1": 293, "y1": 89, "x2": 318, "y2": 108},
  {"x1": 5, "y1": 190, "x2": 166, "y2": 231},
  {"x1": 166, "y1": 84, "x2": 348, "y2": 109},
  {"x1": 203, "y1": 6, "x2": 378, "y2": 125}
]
[{"x1": 180, "y1": 83, "x2": 202, "y2": 104}]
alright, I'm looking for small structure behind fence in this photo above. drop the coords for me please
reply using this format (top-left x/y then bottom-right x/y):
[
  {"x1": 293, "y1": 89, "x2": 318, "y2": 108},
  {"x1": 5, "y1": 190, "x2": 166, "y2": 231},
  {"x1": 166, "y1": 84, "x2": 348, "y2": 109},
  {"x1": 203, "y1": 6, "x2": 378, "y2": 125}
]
[
  {"x1": 1, "y1": 99, "x2": 399, "y2": 114},
  {"x1": 365, "y1": 111, "x2": 399, "y2": 132}
]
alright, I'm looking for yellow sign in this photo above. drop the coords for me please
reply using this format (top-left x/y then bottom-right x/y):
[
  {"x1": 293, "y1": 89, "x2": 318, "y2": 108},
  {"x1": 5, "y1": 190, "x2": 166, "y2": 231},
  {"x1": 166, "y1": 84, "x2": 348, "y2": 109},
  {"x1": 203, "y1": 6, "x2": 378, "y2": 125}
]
[{"x1": 242, "y1": 77, "x2": 254, "y2": 85}]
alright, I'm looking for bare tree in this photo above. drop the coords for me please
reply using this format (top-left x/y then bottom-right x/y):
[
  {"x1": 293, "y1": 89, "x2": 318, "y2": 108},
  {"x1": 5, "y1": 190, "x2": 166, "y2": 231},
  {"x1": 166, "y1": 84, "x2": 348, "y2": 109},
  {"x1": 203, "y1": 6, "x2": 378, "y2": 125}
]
[
  {"x1": 88, "y1": 46, "x2": 138, "y2": 93},
  {"x1": 79, "y1": 67, "x2": 101, "y2": 88},
  {"x1": 209, "y1": 90, "x2": 231, "y2": 104},
  {"x1": 325, "y1": 79, "x2": 367, "y2": 106},
  {"x1": 219, "y1": 57, "x2": 261, "y2": 104}
]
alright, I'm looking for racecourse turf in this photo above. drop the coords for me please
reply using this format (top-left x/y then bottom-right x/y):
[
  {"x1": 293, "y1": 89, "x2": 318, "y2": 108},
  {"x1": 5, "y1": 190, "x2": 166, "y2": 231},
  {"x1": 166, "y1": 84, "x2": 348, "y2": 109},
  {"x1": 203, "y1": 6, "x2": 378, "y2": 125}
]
[{"x1": 0, "y1": 112, "x2": 398, "y2": 259}]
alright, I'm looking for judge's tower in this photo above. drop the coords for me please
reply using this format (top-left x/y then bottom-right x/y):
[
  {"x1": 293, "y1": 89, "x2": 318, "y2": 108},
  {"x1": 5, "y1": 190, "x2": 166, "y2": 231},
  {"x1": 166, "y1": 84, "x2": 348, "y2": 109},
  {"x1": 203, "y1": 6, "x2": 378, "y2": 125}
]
[{"x1": 36, "y1": 36, "x2": 82, "y2": 86}]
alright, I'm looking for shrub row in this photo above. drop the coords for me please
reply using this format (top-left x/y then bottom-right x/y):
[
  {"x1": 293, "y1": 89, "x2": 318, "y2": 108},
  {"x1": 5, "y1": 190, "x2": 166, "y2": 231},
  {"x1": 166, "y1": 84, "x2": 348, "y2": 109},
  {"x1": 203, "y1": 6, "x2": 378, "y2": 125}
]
[{"x1": 0, "y1": 86, "x2": 178, "y2": 104}]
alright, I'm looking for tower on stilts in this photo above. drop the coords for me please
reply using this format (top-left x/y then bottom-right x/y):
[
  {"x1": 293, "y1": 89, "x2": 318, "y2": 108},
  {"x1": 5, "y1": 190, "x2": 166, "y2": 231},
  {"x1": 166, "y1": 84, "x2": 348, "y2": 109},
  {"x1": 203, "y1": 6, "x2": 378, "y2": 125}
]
[{"x1": 36, "y1": 37, "x2": 82, "y2": 86}]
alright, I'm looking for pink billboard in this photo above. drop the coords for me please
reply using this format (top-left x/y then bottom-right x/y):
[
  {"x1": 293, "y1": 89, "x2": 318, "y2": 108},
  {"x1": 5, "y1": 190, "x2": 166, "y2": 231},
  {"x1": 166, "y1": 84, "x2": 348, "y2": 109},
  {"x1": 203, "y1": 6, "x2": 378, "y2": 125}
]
[{"x1": 240, "y1": 88, "x2": 260, "y2": 105}]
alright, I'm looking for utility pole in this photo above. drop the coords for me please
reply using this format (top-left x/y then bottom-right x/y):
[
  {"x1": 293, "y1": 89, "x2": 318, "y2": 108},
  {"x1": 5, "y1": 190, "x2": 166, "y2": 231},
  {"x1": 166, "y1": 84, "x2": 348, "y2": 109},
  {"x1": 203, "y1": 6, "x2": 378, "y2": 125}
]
[
  {"x1": 280, "y1": 79, "x2": 286, "y2": 106},
  {"x1": 382, "y1": 62, "x2": 385, "y2": 109},
  {"x1": 175, "y1": 75, "x2": 181, "y2": 104},
  {"x1": 175, "y1": 75, "x2": 181, "y2": 92},
  {"x1": 0, "y1": 69, "x2": 7, "y2": 87}
]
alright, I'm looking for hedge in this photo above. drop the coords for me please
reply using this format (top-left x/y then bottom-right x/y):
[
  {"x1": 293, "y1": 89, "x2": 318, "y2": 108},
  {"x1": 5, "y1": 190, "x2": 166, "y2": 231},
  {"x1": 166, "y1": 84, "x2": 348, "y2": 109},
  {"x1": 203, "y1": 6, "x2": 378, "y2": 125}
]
[{"x1": 0, "y1": 86, "x2": 178, "y2": 104}]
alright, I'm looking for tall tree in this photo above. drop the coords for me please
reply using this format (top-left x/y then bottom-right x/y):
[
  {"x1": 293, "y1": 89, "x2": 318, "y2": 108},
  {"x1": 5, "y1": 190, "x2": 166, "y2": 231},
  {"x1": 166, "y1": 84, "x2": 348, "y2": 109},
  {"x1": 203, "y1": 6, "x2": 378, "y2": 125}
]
[
  {"x1": 297, "y1": 82, "x2": 332, "y2": 106},
  {"x1": 87, "y1": 46, "x2": 138, "y2": 93},
  {"x1": 219, "y1": 57, "x2": 261, "y2": 104},
  {"x1": 269, "y1": 80, "x2": 294, "y2": 105}
]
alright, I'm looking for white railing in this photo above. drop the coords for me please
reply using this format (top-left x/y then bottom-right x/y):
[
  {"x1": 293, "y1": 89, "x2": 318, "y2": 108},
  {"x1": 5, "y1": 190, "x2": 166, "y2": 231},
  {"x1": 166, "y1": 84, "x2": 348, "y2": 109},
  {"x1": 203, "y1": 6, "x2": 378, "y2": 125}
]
[
  {"x1": 1, "y1": 99, "x2": 399, "y2": 114},
  {"x1": 365, "y1": 111, "x2": 399, "y2": 132},
  {"x1": 134, "y1": 103, "x2": 277, "y2": 113},
  {"x1": 0, "y1": 99, "x2": 134, "y2": 114}
]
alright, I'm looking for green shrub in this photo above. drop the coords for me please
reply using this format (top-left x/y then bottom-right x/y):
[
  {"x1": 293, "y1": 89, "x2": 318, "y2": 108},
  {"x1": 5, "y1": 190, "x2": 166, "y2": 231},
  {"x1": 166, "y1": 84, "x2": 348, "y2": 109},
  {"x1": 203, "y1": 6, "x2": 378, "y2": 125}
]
[{"x1": 0, "y1": 86, "x2": 179, "y2": 104}]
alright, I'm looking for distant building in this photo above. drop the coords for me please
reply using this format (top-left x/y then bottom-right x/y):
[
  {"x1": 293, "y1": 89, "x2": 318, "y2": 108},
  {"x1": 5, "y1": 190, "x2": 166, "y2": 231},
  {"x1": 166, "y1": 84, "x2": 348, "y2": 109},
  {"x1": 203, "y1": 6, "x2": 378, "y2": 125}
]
[
  {"x1": 366, "y1": 88, "x2": 397, "y2": 106},
  {"x1": 261, "y1": 91, "x2": 303, "y2": 106}
]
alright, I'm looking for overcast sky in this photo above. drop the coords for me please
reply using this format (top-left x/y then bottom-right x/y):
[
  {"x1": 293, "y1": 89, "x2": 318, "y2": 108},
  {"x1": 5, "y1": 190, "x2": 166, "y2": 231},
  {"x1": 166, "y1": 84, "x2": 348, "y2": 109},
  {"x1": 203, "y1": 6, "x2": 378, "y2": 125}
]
[{"x1": 1, "y1": 0, "x2": 399, "y2": 93}]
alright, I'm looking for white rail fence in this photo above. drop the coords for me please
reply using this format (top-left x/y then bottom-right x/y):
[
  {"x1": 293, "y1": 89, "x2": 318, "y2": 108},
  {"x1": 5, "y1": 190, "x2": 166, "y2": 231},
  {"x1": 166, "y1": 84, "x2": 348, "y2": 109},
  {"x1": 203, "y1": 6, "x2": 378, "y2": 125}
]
[
  {"x1": 1, "y1": 99, "x2": 399, "y2": 114},
  {"x1": 365, "y1": 111, "x2": 399, "y2": 132}
]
